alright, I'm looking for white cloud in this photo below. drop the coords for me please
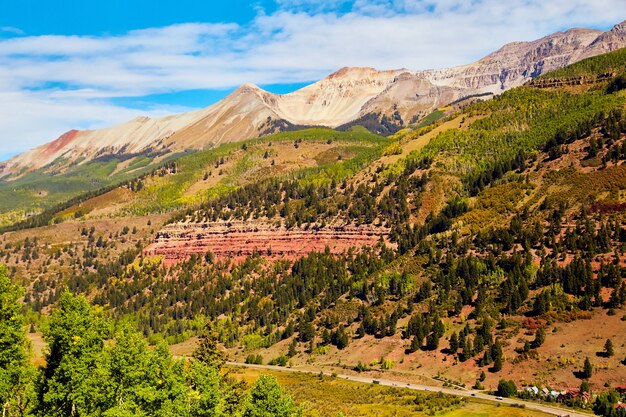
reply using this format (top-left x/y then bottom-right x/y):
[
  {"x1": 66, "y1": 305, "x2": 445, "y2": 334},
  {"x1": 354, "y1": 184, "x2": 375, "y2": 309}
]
[
  {"x1": 0, "y1": 26, "x2": 24, "y2": 35},
  {"x1": 0, "y1": 90, "x2": 192, "y2": 155},
  {"x1": 0, "y1": 0, "x2": 624, "y2": 157}
]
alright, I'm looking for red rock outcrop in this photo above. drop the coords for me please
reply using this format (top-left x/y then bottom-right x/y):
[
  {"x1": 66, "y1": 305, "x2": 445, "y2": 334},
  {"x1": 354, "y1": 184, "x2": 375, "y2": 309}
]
[{"x1": 144, "y1": 220, "x2": 389, "y2": 264}]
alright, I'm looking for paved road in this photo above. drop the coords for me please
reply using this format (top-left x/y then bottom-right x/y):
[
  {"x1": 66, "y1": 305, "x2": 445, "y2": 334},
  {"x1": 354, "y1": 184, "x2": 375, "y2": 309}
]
[{"x1": 227, "y1": 362, "x2": 591, "y2": 417}]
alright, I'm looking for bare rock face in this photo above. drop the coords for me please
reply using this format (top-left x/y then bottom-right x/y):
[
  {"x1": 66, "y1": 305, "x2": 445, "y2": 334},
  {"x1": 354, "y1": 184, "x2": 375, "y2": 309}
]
[
  {"x1": 274, "y1": 67, "x2": 407, "y2": 127},
  {"x1": 583, "y1": 20, "x2": 626, "y2": 58},
  {"x1": 3, "y1": 20, "x2": 626, "y2": 177},
  {"x1": 1, "y1": 83, "x2": 283, "y2": 177},
  {"x1": 421, "y1": 28, "x2": 603, "y2": 92},
  {"x1": 144, "y1": 220, "x2": 389, "y2": 264}
]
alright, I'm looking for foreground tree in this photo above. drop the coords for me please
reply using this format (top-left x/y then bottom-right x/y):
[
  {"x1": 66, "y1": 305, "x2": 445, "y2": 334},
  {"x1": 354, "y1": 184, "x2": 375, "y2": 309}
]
[
  {"x1": 103, "y1": 323, "x2": 190, "y2": 416},
  {"x1": 35, "y1": 291, "x2": 110, "y2": 417},
  {"x1": 242, "y1": 375, "x2": 301, "y2": 417},
  {"x1": 190, "y1": 321, "x2": 246, "y2": 417},
  {"x1": 0, "y1": 266, "x2": 33, "y2": 417},
  {"x1": 7, "y1": 283, "x2": 296, "y2": 417}
]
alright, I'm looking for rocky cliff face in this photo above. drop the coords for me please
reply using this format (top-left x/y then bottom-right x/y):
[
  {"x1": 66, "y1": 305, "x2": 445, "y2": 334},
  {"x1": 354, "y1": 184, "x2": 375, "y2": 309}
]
[
  {"x1": 144, "y1": 220, "x2": 389, "y2": 264},
  {"x1": 3, "y1": 20, "x2": 625, "y2": 177},
  {"x1": 421, "y1": 28, "x2": 603, "y2": 92},
  {"x1": 583, "y1": 20, "x2": 626, "y2": 58}
]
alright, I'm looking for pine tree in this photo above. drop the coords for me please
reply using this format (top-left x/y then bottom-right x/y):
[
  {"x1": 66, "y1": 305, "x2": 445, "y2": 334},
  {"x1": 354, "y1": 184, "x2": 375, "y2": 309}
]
[
  {"x1": 321, "y1": 328, "x2": 331, "y2": 345},
  {"x1": 462, "y1": 339, "x2": 473, "y2": 362},
  {"x1": 583, "y1": 356, "x2": 593, "y2": 379},
  {"x1": 532, "y1": 327, "x2": 546, "y2": 348},
  {"x1": 193, "y1": 322, "x2": 226, "y2": 370},
  {"x1": 332, "y1": 325, "x2": 349, "y2": 350},
  {"x1": 604, "y1": 339, "x2": 614, "y2": 357},
  {"x1": 449, "y1": 332, "x2": 459, "y2": 353},
  {"x1": 410, "y1": 335, "x2": 421, "y2": 353},
  {"x1": 492, "y1": 342, "x2": 503, "y2": 372},
  {"x1": 288, "y1": 339, "x2": 298, "y2": 357},
  {"x1": 580, "y1": 380, "x2": 590, "y2": 394},
  {"x1": 426, "y1": 332, "x2": 439, "y2": 351}
]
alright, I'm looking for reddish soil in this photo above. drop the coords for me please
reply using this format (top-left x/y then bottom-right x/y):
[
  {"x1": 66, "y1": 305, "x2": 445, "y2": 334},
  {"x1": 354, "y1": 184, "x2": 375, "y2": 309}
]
[
  {"x1": 43, "y1": 129, "x2": 79, "y2": 157},
  {"x1": 144, "y1": 220, "x2": 389, "y2": 264}
]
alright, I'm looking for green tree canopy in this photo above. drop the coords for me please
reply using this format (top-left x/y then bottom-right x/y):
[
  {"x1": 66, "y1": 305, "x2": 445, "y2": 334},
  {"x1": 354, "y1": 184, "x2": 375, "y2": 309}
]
[
  {"x1": 36, "y1": 290, "x2": 110, "y2": 417},
  {"x1": 242, "y1": 375, "x2": 301, "y2": 417},
  {"x1": 0, "y1": 266, "x2": 33, "y2": 417},
  {"x1": 497, "y1": 379, "x2": 517, "y2": 398},
  {"x1": 582, "y1": 356, "x2": 593, "y2": 379}
]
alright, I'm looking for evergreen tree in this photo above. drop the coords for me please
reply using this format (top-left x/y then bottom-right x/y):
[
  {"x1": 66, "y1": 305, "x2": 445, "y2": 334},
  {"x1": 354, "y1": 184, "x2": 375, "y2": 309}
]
[
  {"x1": 288, "y1": 339, "x2": 298, "y2": 357},
  {"x1": 242, "y1": 375, "x2": 301, "y2": 417},
  {"x1": 462, "y1": 339, "x2": 473, "y2": 362},
  {"x1": 321, "y1": 329, "x2": 331, "y2": 345},
  {"x1": 491, "y1": 342, "x2": 503, "y2": 372},
  {"x1": 426, "y1": 332, "x2": 439, "y2": 351},
  {"x1": 532, "y1": 327, "x2": 545, "y2": 348},
  {"x1": 0, "y1": 267, "x2": 33, "y2": 417},
  {"x1": 409, "y1": 335, "x2": 421, "y2": 353},
  {"x1": 193, "y1": 322, "x2": 226, "y2": 370},
  {"x1": 582, "y1": 357, "x2": 593, "y2": 379},
  {"x1": 604, "y1": 339, "x2": 614, "y2": 357},
  {"x1": 331, "y1": 325, "x2": 349, "y2": 350},
  {"x1": 449, "y1": 332, "x2": 459, "y2": 354},
  {"x1": 580, "y1": 380, "x2": 590, "y2": 394}
]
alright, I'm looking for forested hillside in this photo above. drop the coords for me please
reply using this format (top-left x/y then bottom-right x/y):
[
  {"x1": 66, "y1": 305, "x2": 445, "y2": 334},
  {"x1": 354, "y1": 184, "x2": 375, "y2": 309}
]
[{"x1": 3, "y1": 48, "x2": 626, "y2": 417}]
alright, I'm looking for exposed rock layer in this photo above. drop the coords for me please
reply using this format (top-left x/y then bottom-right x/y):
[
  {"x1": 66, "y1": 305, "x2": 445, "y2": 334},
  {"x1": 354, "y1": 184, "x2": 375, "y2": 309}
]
[{"x1": 144, "y1": 221, "x2": 388, "y2": 264}]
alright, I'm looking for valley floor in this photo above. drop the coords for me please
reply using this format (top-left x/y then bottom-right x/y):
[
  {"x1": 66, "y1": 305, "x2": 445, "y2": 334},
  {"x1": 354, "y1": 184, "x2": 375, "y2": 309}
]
[{"x1": 230, "y1": 364, "x2": 573, "y2": 417}]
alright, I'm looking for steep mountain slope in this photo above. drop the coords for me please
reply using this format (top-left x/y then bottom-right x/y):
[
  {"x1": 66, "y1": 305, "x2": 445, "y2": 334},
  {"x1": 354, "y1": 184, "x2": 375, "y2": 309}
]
[
  {"x1": 582, "y1": 20, "x2": 626, "y2": 57},
  {"x1": 0, "y1": 83, "x2": 284, "y2": 178},
  {"x1": 274, "y1": 67, "x2": 407, "y2": 126},
  {"x1": 421, "y1": 28, "x2": 603, "y2": 91}
]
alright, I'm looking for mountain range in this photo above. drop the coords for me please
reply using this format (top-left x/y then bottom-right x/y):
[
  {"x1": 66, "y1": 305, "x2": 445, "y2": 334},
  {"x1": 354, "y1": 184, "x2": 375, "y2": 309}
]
[
  {"x1": 3, "y1": 13, "x2": 626, "y2": 414},
  {"x1": 1, "y1": 20, "x2": 625, "y2": 178}
]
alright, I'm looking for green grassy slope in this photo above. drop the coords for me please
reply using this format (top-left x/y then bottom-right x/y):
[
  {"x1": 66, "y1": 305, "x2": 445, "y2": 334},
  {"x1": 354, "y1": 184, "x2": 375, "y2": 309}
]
[
  {"x1": 2, "y1": 128, "x2": 388, "y2": 230},
  {"x1": 0, "y1": 152, "x2": 186, "y2": 224},
  {"x1": 124, "y1": 128, "x2": 388, "y2": 216}
]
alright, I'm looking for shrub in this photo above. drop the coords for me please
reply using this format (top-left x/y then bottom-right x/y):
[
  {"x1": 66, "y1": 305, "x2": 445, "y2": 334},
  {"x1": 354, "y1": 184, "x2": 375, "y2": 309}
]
[
  {"x1": 269, "y1": 355, "x2": 289, "y2": 367},
  {"x1": 497, "y1": 379, "x2": 517, "y2": 397},
  {"x1": 245, "y1": 354, "x2": 264, "y2": 365}
]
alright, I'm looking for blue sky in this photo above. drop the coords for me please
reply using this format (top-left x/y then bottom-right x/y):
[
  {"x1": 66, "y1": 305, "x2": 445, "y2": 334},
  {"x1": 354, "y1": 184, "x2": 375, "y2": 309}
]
[{"x1": 0, "y1": 0, "x2": 624, "y2": 160}]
